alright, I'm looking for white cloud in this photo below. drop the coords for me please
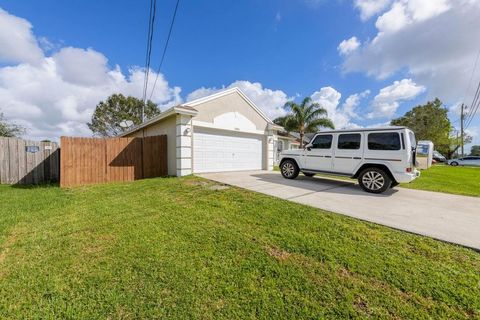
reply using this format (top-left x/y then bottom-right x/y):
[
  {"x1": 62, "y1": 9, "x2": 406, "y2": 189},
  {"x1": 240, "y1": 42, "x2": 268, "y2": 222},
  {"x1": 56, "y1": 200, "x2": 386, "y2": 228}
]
[
  {"x1": 0, "y1": 58, "x2": 181, "y2": 140},
  {"x1": 375, "y1": 0, "x2": 450, "y2": 33},
  {"x1": 337, "y1": 37, "x2": 360, "y2": 55},
  {"x1": 310, "y1": 86, "x2": 366, "y2": 129},
  {"x1": 342, "y1": 0, "x2": 479, "y2": 104},
  {"x1": 342, "y1": 90, "x2": 370, "y2": 118},
  {"x1": 354, "y1": 0, "x2": 392, "y2": 21},
  {"x1": 53, "y1": 47, "x2": 110, "y2": 86},
  {"x1": 186, "y1": 80, "x2": 291, "y2": 120},
  {"x1": 375, "y1": 1, "x2": 409, "y2": 32},
  {"x1": 368, "y1": 78, "x2": 425, "y2": 118},
  {"x1": 0, "y1": 8, "x2": 44, "y2": 65},
  {"x1": 0, "y1": 7, "x2": 181, "y2": 141},
  {"x1": 186, "y1": 87, "x2": 221, "y2": 102}
]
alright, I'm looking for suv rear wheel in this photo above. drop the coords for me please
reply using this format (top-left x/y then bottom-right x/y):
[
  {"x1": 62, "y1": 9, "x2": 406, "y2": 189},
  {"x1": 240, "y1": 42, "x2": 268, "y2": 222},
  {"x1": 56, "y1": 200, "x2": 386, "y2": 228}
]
[
  {"x1": 280, "y1": 160, "x2": 299, "y2": 179},
  {"x1": 358, "y1": 168, "x2": 391, "y2": 194}
]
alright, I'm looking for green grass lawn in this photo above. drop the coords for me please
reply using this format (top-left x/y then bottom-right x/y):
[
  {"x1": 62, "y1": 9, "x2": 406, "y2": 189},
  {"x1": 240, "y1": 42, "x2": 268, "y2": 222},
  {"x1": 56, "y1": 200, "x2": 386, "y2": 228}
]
[
  {"x1": 0, "y1": 177, "x2": 479, "y2": 319},
  {"x1": 401, "y1": 165, "x2": 480, "y2": 197}
]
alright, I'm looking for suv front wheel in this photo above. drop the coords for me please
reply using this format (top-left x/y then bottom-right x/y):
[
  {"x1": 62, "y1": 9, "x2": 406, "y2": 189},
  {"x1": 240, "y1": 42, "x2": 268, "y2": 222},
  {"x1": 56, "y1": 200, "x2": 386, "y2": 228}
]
[
  {"x1": 280, "y1": 160, "x2": 299, "y2": 179},
  {"x1": 358, "y1": 168, "x2": 391, "y2": 194}
]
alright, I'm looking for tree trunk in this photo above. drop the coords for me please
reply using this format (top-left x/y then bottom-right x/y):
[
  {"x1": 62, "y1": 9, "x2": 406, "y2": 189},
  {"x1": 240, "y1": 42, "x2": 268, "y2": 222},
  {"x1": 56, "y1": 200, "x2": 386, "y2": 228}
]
[{"x1": 300, "y1": 131, "x2": 304, "y2": 148}]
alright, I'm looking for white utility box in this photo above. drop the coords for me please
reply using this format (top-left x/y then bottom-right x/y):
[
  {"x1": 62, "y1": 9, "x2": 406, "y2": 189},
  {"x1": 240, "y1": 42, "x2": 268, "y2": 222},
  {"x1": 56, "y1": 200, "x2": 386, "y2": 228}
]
[{"x1": 416, "y1": 140, "x2": 434, "y2": 169}]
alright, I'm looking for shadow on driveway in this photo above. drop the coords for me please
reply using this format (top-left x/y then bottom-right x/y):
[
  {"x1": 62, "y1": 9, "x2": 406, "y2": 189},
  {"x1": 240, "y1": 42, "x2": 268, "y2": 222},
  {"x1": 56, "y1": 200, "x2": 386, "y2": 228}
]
[{"x1": 249, "y1": 173, "x2": 399, "y2": 198}]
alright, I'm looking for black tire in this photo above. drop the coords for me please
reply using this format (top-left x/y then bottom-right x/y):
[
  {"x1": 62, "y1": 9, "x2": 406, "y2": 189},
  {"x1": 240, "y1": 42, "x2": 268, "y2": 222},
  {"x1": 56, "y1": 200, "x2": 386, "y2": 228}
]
[
  {"x1": 358, "y1": 168, "x2": 392, "y2": 194},
  {"x1": 450, "y1": 161, "x2": 459, "y2": 166},
  {"x1": 280, "y1": 160, "x2": 299, "y2": 179},
  {"x1": 303, "y1": 172, "x2": 315, "y2": 177}
]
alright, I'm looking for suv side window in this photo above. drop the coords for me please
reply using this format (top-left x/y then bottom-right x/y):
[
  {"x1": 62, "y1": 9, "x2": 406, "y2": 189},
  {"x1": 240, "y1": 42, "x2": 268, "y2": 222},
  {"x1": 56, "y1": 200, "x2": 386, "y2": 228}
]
[
  {"x1": 338, "y1": 134, "x2": 361, "y2": 150},
  {"x1": 368, "y1": 132, "x2": 401, "y2": 150},
  {"x1": 311, "y1": 134, "x2": 333, "y2": 149}
]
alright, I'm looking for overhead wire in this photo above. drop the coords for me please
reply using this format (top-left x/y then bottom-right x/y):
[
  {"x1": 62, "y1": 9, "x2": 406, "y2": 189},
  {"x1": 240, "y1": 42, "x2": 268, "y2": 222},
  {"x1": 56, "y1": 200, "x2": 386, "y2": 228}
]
[
  {"x1": 148, "y1": 0, "x2": 181, "y2": 101},
  {"x1": 464, "y1": 77, "x2": 480, "y2": 129},
  {"x1": 142, "y1": 0, "x2": 157, "y2": 108},
  {"x1": 462, "y1": 46, "x2": 480, "y2": 130}
]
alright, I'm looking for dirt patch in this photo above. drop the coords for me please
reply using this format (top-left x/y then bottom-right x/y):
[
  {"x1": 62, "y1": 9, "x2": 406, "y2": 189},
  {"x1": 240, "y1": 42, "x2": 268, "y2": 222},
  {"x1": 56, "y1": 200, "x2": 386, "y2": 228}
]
[
  {"x1": 209, "y1": 185, "x2": 230, "y2": 191},
  {"x1": 353, "y1": 296, "x2": 370, "y2": 315},
  {"x1": 82, "y1": 234, "x2": 116, "y2": 256},
  {"x1": 337, "y1": 267, "x2": 353, "y2": 279},
  {"x1": 0, "y1": 226, "x2": 26, "y2": 278},
  {"x1": 265, "y1": 245, "x2": 291, "y2": 261},
  {"x1": 213, "y1": 299, "x2": 226, "y2": 310},
  {"x1": 184, "y1": 180, "x2": 210, "y2": 187}
]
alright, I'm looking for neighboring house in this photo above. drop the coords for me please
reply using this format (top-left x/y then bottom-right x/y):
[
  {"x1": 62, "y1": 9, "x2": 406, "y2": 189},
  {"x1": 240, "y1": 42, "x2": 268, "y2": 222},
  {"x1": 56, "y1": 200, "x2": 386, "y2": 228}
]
[
  {"x1": 275, "y1": 132, "x2": 301, "y2": 164},
  {"x1": 274, "y1": 132, "x2": 315, "y2": 164},
  {"x1": 121, "y1": 87, "x2": 282, "y2": 176}
]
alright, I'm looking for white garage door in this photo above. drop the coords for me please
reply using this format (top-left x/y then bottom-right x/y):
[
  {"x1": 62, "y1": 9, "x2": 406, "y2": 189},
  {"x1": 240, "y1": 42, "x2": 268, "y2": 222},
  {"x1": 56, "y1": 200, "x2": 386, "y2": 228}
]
[{"x1": 193, "y1": 127, "x2": 263, "y2": 173}]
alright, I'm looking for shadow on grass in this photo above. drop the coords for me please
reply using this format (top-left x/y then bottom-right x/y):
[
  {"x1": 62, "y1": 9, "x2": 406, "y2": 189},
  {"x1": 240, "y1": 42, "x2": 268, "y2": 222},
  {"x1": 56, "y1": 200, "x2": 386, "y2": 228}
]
[{"x1": 10, "y1": 183, "x2": 60, "y2": 189}]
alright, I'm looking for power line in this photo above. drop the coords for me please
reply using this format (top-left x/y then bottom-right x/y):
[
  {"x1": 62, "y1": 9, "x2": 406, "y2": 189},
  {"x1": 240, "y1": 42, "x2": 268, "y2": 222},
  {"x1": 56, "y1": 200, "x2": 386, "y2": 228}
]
[
  {"x1": 142, "y1": 0, "x2": 157, "y2": 120},
  {"x1": 464, "y1": 78, "x2": 480, "y2": 123},
  {"x1": 464, "y1": 77, "x2": 480, "y2": 129},
  {"x1": 148, "y1": 0, "x2": 181, "y2": 101},
  {"x1": 458, "y1": 46, "x2": 480, "y2": 147},
  {"x1": 461, "y1": 47, "x2": 480, "y2": 109}
]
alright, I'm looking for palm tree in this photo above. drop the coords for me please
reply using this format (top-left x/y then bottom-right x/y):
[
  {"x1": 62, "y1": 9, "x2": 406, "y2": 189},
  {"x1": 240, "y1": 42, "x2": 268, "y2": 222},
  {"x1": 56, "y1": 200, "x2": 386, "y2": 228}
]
[{"x1": 274, "y1": 97, "x2": 334, "y2": 146}]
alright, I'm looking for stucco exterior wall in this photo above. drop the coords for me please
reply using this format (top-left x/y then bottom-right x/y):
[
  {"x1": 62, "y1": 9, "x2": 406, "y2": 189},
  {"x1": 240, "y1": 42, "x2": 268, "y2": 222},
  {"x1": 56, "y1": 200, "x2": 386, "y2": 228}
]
[
  {"x1": 189, "y1": 92, "x2": 269, "y2": 132},
  {"x1": 125, "y1": 115, "x2": 177, "y2": 176}
]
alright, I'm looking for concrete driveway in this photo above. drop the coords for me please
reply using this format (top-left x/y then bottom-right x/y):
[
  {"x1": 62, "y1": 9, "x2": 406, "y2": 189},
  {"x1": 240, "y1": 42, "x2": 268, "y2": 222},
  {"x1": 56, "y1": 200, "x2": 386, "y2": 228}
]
[{"x1": 198, "y1": 170, "x2": 480, "y2": 250}]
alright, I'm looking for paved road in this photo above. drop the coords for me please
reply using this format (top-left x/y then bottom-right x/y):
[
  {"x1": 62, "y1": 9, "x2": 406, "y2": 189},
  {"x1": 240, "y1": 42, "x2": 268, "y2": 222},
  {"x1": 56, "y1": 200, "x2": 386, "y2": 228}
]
[{"x1": 198, "y1": 171, "x2": 480, "y2": 251}]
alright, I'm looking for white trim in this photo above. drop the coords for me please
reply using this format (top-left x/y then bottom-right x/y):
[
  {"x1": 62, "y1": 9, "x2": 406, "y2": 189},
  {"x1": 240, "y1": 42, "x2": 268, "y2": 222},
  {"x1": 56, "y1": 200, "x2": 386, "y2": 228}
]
[
  {"x1": 278, "y1": 136, "x2": 298, "y2": 142},
  {"x1": 183, "y1": 87, "x2": 275, "y2": 126},
  {"x1": 192, "y1": 120, "x2": 266, "y2": 136},
  {"x1": 119, "y1": 106, "x2": 197, "y2": 137}
]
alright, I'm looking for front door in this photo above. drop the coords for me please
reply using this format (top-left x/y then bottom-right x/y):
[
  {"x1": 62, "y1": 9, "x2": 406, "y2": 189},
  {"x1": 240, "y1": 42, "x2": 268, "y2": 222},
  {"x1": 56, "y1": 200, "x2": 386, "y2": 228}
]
[
  {"x1": 333, "y1": 133, "x2": 363, "y2": 174},
  {"x1": 304, "y1": 134, "x2": 334, "y2": 171}
]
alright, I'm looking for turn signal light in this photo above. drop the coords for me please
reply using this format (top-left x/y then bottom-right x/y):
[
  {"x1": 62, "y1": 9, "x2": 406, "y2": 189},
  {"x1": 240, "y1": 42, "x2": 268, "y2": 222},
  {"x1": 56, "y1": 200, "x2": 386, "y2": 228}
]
[{"x1": 406, "y1": 167, "x2": 412, "y2": 173}]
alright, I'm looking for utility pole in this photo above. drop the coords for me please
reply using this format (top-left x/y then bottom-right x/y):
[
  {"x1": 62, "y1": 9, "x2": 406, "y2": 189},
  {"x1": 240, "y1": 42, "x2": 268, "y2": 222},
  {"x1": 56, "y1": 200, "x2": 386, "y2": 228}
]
[{"x1": 460, "y1": 103, "x2": 465, "y2": 157}]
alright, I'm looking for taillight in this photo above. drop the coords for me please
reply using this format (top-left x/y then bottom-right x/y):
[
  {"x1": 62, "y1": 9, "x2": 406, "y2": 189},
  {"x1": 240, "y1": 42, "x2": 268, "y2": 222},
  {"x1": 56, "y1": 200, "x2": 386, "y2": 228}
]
[{"x1": 406, "y1": 167, "x2": 412, "y2": 173}]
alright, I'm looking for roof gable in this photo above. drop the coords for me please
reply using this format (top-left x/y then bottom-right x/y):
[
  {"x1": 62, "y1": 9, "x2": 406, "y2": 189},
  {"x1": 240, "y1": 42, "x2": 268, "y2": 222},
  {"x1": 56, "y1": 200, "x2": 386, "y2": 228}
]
[{"x1": 183, "y1": 87, "x2": 274, "y2": 124}]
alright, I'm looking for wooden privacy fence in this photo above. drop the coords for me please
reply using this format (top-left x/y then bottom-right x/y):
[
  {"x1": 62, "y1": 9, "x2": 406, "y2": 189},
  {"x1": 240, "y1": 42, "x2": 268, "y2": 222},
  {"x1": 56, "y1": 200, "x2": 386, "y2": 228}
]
[
  {"x1": 60, "y1": 135, "x2": 167, "y2": 187},
  {"x1": 0, "y1": 138, "x2": 60, "y2": 184}
]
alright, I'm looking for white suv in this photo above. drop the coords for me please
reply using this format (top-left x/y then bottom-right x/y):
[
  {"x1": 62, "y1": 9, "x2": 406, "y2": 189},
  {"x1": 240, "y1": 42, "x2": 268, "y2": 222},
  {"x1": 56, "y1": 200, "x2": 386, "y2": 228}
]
[{"x1": 279, "y1": 127, "x2": 420, "y2": 193}]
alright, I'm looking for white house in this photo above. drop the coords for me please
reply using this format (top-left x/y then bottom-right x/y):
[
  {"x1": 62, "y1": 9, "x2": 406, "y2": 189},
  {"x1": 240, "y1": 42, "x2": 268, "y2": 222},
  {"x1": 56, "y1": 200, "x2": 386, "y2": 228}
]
[
  {"x1": 275, "y1": 131, "x2": 303, "y2": 164},
  {"x1": 122, "y1": 87, "x2": 283, "y2": 176}
]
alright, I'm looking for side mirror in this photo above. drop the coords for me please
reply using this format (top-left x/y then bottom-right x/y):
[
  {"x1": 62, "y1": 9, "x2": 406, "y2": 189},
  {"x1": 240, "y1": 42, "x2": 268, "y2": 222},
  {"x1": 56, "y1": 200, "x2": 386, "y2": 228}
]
[{"x1": 305, "y1": 143, "x2": 313, "y2": 151}]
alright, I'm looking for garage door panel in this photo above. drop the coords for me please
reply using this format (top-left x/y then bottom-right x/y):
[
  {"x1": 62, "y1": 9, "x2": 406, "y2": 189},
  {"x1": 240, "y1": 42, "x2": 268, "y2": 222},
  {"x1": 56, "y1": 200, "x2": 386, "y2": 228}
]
[{"x1": 193, "y1": 127, "x2": 263, "y2": 173}]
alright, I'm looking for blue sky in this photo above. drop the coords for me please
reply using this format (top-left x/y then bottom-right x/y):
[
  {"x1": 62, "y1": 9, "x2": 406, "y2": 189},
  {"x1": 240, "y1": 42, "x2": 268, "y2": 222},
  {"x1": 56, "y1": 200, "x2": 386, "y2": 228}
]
[{"x1": 0, "y1": 0, "x2": 479, "y2": 150}]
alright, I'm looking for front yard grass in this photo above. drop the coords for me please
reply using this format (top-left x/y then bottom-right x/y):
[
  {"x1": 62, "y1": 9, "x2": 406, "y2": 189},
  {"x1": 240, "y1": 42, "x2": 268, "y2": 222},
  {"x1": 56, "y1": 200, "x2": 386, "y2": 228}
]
[
  {"x1": 401, "y1": 165, "x2": 480, "y2": 197},
  {"x1": 0, "y1": 177, "x2": 479, "y2": 319}
]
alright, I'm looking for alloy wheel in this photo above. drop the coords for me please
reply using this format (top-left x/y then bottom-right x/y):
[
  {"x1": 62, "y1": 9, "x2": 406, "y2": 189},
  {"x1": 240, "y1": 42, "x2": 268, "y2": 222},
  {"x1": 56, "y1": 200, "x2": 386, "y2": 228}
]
[
  {"x1": 362, "y1": 171, "x2": 385, "y2": 191},
  {"x1": 282, "y1": 162, "x2": 295, "y2": 178}
]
